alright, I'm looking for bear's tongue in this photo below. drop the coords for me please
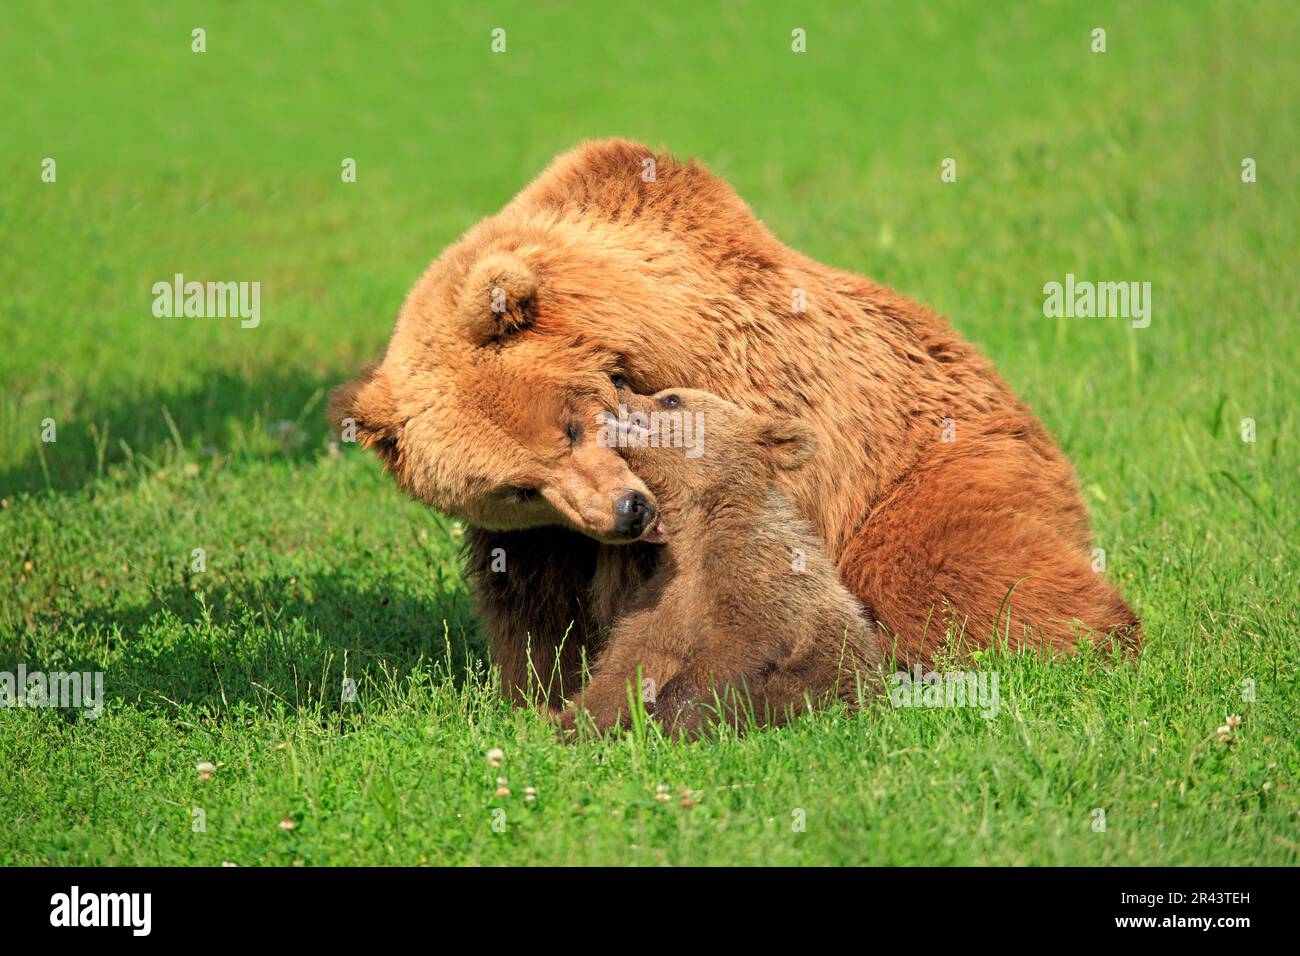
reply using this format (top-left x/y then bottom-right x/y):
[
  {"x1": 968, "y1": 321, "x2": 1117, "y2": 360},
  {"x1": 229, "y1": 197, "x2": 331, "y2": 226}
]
[{"x1": 641, "y1": 521, "x2": 668, "y2": 545}]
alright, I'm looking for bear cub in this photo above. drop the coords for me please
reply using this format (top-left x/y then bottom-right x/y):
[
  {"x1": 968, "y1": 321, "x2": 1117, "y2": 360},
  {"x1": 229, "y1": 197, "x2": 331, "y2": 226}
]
[{"x1": 561, "y1": 388, "x2": 880, "y2": 737}]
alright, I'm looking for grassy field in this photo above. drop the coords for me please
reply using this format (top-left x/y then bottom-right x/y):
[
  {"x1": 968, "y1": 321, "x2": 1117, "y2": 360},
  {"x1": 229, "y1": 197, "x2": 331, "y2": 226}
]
[{"x1": 1, "y1": 0, "x2": 1297, "y2": 866}]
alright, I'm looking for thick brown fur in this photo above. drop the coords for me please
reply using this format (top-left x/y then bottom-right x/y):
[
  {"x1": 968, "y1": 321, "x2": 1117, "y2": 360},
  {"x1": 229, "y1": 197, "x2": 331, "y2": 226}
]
[
  {"x1": 562, "y1": 389, "x2": 879, "y2": 737},
  {"x1": 330, "y1": 138, "x2": 1140, "y2": 708}
]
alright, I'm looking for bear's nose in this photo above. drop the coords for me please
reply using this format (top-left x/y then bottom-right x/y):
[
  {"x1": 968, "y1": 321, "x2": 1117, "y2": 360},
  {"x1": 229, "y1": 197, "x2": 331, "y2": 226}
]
[{"x1": 612, "y1": 489, "x2": 655, "y2": 540}]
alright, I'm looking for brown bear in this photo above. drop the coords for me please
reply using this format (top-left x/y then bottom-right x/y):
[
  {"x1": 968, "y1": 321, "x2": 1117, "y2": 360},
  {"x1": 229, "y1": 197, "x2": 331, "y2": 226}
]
[
  {"x1": 561, "y1": 388, "x2": 879, "y2": 736},
  {"x1": 329, "y1": 138, "x2": 1139, "y2": 710}
]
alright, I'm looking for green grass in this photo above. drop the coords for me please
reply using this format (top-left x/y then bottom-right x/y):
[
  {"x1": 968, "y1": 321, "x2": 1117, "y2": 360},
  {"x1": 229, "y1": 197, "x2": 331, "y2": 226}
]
[{"x1": 1, "y1": 0, "x2": 1297, "y2": 865}]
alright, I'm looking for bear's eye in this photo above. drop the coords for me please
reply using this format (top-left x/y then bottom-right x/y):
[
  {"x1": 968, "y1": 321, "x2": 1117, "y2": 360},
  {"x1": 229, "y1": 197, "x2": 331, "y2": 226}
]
[
  {"x1": 564, "y1": 420, "x2": 581, "y2": 446},
  {"x1": 659, "y1": 394, "x2": 681, "y2": 409},
  {"x1": 610, "y1": 373, "x2": 629, "y2": 391},
  {"x1": 502, "y1": 485, "x2": 539, "y2": 503}
]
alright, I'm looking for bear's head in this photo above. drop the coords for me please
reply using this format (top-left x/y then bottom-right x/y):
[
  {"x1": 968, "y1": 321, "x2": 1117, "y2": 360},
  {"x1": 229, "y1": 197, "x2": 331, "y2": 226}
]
[
  {"x1": 610, "y1": 388, "x2": 816, "y2": 540},
  {"x1": 329, "y1": 138, "x2": 805, "y2": 544},
  {"x1": 327, "y1": 271, "x2": 656, "y2": 542}
]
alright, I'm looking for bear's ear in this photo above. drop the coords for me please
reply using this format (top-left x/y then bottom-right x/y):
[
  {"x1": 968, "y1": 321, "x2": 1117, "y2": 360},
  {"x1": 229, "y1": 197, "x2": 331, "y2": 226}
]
[
  {"x1": 755, "y1": 416, "x2": 817, "y2": 472},
  {"x1": 458, "y1": 251, "x2": 538, "y2": 344},
  {"x1": 328, "y1": 362, "x2": 401, "y2": 468}
]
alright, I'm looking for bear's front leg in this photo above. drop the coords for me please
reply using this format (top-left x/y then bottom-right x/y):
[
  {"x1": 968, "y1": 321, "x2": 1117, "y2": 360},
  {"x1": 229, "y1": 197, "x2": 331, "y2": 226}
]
[
  {"x1": 650, "y1": 619, "x2": 877, "y2": 737},
  {"x1": 649, "y1": 633, "x2": 790, "y2": 738},
  {"x1": 465, "y1": 526, "x2": 604, "y2": 709},
  {"x1": 654, "y1": 666, "x2": 773, "y2": 738},
  {"x1": 560, "y1": 628, "x2": 686, "y2": 734}
]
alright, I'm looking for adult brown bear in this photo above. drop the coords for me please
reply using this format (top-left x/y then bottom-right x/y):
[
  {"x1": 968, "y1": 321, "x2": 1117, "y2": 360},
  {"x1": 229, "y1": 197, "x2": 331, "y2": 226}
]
[{"x1": 329, "y1": 138, "x2": 1139, "y2": 708}]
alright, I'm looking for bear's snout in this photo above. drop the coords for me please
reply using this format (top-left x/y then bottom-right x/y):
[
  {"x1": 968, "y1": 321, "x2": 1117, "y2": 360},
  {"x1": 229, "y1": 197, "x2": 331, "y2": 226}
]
[{"x1": 612, "y1": 488, "x2": 656, "y2": 540}]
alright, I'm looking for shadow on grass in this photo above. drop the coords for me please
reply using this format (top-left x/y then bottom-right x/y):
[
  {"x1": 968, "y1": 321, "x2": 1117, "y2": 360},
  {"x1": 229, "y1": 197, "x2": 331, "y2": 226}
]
[
  {"x1": 1, "y1": 367, "x2": 348, "y2": 496},
  {"x1": 4, "y1": 569, "x2": 486, "y2": 717}
]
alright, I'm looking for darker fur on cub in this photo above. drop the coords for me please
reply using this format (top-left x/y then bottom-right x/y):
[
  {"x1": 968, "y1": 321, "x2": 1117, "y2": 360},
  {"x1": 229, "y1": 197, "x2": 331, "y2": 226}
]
[{"x1": 561, "y1": 389, "x2": 879, "y2": 737}]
